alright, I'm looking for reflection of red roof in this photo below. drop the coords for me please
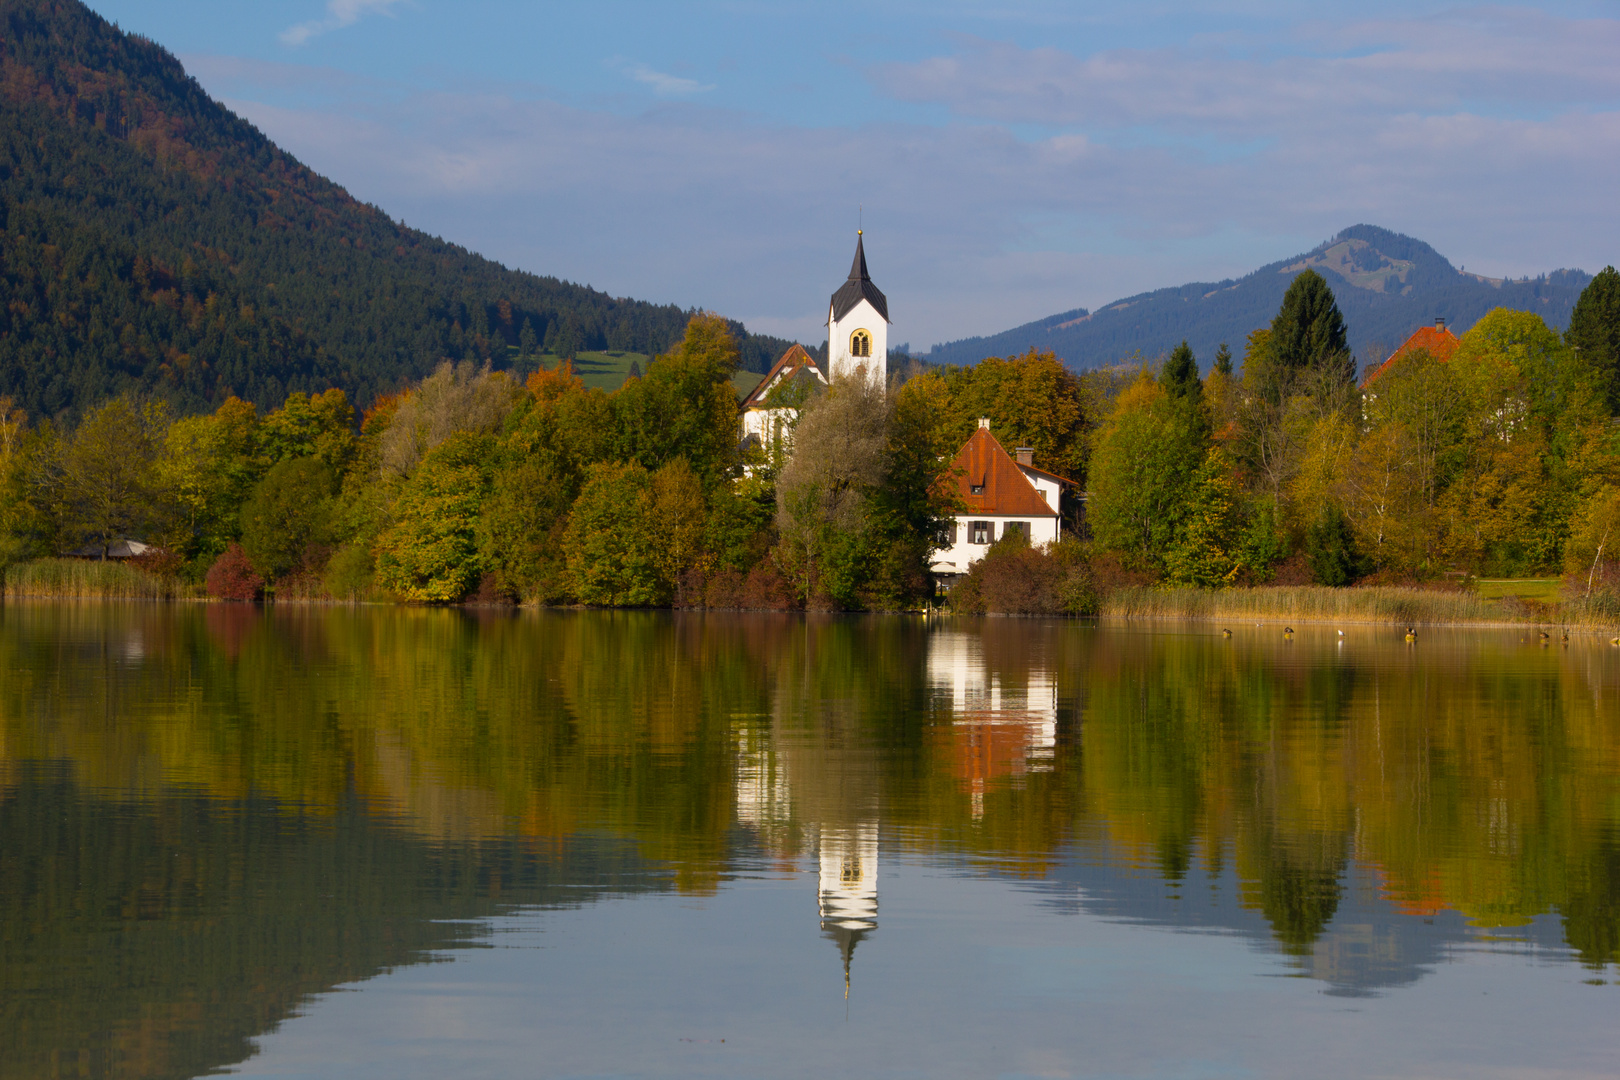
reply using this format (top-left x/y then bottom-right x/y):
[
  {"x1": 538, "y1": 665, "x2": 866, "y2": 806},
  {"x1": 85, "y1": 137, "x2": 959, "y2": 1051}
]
[
  {"x1": 942, "y1": 719, "x2": 1042, "y2": 787},
  {"x1": 1361, "y1": 324, "x2": 1460, "y2": 387},
  {"x1": 741, "y1": 343, "x2": 824, "y2": 409},
  {"x1": 948, "y1": 426, "x2": 1058, "y2": 518}
]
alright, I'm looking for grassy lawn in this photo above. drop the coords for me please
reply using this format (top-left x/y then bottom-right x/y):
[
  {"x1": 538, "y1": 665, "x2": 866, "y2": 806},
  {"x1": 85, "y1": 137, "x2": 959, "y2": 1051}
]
[
  {"x1": 1475, "y1": 578, "x2": 1564, "y2": 603},
  {"x1": 731, "y1": 370, "x2": 764, "y2": 400}
]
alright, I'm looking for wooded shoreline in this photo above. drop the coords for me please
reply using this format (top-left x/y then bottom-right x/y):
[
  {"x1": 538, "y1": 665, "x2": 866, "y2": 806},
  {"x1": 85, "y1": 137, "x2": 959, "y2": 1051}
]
[{"x1": 4, "y1": 560, "x2": 1615, "y2": 635}]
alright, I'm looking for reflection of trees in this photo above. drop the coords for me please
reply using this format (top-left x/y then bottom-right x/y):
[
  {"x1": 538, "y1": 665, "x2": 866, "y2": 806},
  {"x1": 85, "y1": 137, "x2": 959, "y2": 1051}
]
[
  {"x1": 0, "y1": 763, "x2": 662, "y2": 1080},
  {"x1": 3, "y1": 606, "x2": 1620, "y2": 976}
]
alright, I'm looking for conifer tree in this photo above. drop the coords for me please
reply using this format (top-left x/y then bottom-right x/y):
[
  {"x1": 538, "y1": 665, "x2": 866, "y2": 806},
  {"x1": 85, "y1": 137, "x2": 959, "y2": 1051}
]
[
  {"x1": 1270, "y1": 270, "x2": 1353, "y2": 388},
  {"x1": 1213, "y1": 343, "x2": 1233, "y2": 378},
  {"x1": 1159, "y1": 341, "x2": 1202, "y2": 403},
  {"x1": 1566, "y1": 266, "x2": 1620, "y2": 414}
]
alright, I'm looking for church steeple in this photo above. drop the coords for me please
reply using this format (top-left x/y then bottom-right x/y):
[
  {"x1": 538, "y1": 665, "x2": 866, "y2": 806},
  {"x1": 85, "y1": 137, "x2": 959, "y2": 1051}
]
[
  {"x1": 827, "y1": 231, "x2": 889, "y2": 383},
  {"x1": 848, "y1": 232, "x2": 870, "y2": 282}
]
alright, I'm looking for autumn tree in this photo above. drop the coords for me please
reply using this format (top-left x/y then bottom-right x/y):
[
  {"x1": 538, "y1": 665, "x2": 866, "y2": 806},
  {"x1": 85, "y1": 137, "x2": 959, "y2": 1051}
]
[
  {"x1": 611, "y1": 313, "x2": 741, "y2": 489},
  {"x1": 374, "y1": 433, "x2": 493, "y2": 602},
  {"x1": 1088, "y1": 372, "x2": 1208, "y2": 571},
  {"x1": 774, "y1": 372, "x2": 889, "y2": 606},
  {"x1": 259, "y1": 389, "x2": 358, "y2": 474},
  {"x1": 158, "y1": 397, "x2": 260, "y2": 574},
  {"x1": 938, "y1": 349, "x2": 1088, "y2": 479},
  {"x1": 1162, "y1": 449, "x2": 1242, "y2": 587},
  {"x1": 564, "y1": 462, "x2": 661, "y2": 606},
  {"x1": 46, "y1": 398, "x2": 168, "y2": 558},
  {"x1": 239, "y1": 457, "x2": 338, "y2": 582},
  {"x1": 381, "y1": 363, "x2": 524, "y2": 476}
]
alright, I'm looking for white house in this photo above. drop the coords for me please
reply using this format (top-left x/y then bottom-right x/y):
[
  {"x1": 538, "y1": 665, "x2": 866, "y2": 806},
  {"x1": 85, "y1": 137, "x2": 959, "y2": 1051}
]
[
  {"x1": 739, "y1": 343, "x2": 826, "y2": 457},
  {"x1": 929, "y1": 420, "x2": 1071, "y2": 581}
]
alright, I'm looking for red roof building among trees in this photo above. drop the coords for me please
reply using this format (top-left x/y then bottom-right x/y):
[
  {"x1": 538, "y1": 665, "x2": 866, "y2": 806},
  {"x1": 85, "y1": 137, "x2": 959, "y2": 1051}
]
[
  {"x1": 930, "y1": 420, "x2": 1070, "y2": 579},
  {"x1": 1360, "y1": 319, "x2": 1461, "y2": 387}
]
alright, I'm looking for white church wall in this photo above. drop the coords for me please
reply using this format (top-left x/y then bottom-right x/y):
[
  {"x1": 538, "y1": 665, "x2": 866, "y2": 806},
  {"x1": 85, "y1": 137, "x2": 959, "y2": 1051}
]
[{"x1": 827, "y1": 296, "x2": 887, "y2": 384}]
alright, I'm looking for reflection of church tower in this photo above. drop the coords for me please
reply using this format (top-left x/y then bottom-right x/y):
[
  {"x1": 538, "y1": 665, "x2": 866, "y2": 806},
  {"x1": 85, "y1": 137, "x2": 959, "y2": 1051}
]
[{"x1": 817, "y1": 823, "x2": 879, "y2": 999}]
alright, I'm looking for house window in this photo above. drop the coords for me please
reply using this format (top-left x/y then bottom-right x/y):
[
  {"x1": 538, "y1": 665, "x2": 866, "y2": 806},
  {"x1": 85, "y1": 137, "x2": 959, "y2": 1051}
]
[
  {"x1": 850, "y1": 329, "x2": 871, "y2": 358},
  {"x1": 970, "y1": 520, "x2": 994, "y2": 545},
  {"x1": 970, "y1": 484, "x2": 984, "y2": 495},
  {"x1": 937, "y1": 520, "x2": 959, "y2": 547},
  {"x1": 1004, "y1": 521, "x2": 1030, "y2": 540}
]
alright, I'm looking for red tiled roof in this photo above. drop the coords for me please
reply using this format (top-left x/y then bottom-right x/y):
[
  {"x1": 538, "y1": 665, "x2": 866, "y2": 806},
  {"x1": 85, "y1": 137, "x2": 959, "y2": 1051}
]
[
  {"x1": 742, "y1": 343, "x2": 824, "y2": 409},
  {"x1": 947, "y1": 426, "x2": 1057, "y2": 518},
  {"x1": 1360, "y1": 324, "x2": 1460, "y2": 387}
]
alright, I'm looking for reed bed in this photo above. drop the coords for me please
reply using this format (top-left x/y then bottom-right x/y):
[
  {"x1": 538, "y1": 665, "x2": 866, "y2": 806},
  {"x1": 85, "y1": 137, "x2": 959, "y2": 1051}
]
[
  {"x1": 1104, "y1": 585, "x2": 1556, "y2": 627},
  {"x1": 2, "y1": 558, "x2": 192, "y2": 600}
]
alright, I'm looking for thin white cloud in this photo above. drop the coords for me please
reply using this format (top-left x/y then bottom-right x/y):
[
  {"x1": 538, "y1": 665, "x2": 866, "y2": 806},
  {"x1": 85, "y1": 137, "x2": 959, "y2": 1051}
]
[
  {"x1": 280, "y1": 0, "x2": 406, "y2": 48},
  {"x1": 870, "y1": 10, "x2": 1620, "y2": 134},
  {"x1": 609, "y1": 59, "x2": 715, "y2": 97},
  {"x1": 196, "y1": 6, "x2": 1620, "y2": 349}
]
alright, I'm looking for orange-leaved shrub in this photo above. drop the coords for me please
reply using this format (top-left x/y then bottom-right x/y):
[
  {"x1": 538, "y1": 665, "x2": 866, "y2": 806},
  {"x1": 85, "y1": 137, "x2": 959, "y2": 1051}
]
[{"x1": 205, "y1": 543, "x2": 264, "y2": 601}]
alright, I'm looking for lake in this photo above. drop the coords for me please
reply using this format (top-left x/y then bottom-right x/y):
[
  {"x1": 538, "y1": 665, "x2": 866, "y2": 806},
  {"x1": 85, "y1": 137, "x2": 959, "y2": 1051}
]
[{"x1": 3, "y1": 604, "x2": 1619, "y2": 1079}]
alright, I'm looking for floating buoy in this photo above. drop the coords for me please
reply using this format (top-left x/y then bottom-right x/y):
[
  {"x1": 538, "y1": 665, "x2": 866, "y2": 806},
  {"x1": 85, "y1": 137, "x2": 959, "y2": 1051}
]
[
  {"x1": 1405, "y1": 627, "x2": 1416, "y2": 643},
  {"x1": 1221, "y1": 628, "x2": 1232, "y2": 639},
  {"x1": 1283, "y1": 627, "x2": 1294, "y2": 639}
]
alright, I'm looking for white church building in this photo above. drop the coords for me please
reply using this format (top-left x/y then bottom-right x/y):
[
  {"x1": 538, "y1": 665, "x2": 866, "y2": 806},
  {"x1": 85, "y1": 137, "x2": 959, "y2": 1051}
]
[{"x1": 739, "y1": 231, "x2": 889, "y2": 451}]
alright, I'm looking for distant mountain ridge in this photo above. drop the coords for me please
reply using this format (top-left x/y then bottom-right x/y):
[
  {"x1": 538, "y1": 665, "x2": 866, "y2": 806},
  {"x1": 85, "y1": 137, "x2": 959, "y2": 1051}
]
[
  {"x1": 0, "y1": 0, "x2": 792, "y2": 419},
  {"x1": 927, "y1": 225, "x2": 1592, "y2": 372}
]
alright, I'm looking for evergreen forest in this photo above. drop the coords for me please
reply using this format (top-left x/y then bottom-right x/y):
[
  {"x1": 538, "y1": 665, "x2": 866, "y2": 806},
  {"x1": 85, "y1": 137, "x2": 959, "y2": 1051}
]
[{"x1": 0, "y1": 0, "x2": 791, "y2": 422}]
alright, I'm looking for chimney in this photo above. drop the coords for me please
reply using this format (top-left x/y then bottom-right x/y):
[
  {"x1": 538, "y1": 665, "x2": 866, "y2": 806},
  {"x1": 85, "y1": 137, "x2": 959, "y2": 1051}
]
[
  {"x1": 1435, "y1": 317, "x2": 1447, "y2": 330},
  {"x1": 978, "y1": 417, "x2": 990, "y2": 429},
  {"x1": 1015, "y1": 447, "x2": 1034, "y2": 467}
]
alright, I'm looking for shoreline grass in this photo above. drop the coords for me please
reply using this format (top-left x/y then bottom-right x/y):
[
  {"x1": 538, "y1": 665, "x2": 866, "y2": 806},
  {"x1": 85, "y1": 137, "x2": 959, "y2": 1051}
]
[
  {"x1": 2, "y1": 558, "x2": 198, "y2": 600},
  {"x1": 1100, "y1": 584, "x2": 1620, "y2": 630}
]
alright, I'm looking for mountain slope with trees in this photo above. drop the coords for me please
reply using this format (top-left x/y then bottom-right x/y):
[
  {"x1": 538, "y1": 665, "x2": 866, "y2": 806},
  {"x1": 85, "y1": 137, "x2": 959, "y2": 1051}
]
[
  {"x1": 929, "y1": 225, "x2": 1592, "y2": 373},
  {"x1": 0, "y1": 0, "x2": 792, "y2": 420}
]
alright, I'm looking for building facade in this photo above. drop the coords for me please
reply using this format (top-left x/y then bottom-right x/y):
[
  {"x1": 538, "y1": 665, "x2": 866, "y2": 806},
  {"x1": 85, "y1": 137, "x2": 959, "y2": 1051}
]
[{"x1": 929, "y1": 420, "x2": 1069, "y2": 581}]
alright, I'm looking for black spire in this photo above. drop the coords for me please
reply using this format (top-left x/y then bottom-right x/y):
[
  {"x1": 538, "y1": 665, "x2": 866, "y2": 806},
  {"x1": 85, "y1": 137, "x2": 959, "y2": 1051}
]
[
  {"x1": 848, "y1": 232, "x2": 870, "y2": 282},
  {"x1": 829, "y1": 231, "x2": 889, "y2": 323}
]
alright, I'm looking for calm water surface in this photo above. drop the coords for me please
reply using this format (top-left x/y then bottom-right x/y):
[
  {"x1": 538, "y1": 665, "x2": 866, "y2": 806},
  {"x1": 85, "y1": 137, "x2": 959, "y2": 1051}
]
[{"x1": 3, "y1": 605, "x2": 1620, "y2": 1079}]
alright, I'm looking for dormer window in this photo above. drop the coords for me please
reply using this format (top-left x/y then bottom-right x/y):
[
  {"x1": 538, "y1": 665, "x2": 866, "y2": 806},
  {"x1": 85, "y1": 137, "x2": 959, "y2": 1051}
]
[
  {"x1": 970, "y1": 484, "x2": 984, "y2": 495},
  {"x1": 850, "y1": 329, "x2": 871, "y2": 358}
]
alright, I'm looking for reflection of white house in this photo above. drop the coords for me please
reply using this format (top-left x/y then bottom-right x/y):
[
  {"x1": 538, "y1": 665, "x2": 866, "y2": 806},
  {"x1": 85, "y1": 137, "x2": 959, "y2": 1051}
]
[
  {"x1": 818, "y1": 823, "x2": 879, "y2": 998},
  {"x1": 930, "y1": 421, "x2": 1072, "y2": 581},
  {"x1": 927, "y1": 630, "x2": 1058, "y2": 819}
]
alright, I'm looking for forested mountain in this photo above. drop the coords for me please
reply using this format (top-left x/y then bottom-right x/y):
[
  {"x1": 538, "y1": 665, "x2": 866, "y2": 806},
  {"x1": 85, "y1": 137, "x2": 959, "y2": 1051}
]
[
  {"x1": 928, "y1": 225, "x2": 1592, "y2": 372},
  {"x1": 0, "y1": 0, "x2": 792, "y2": 420}
]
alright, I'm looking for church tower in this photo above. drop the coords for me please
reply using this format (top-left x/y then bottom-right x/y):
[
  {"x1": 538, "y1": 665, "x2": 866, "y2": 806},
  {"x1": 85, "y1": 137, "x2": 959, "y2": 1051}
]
[{"x1": 827, "y1": 231, "x2": 888, "y2": 384}]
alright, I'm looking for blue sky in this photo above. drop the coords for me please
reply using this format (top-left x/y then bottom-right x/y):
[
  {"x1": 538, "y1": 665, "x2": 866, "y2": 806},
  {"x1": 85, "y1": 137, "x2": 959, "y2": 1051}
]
[{"x1": 91, "y1": 1, "x2": 1620, "y2": 350}]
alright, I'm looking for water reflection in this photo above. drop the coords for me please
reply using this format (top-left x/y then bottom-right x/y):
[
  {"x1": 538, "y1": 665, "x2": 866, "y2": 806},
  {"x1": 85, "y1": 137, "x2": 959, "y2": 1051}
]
[{"x1": 2, "y1": 606, "x2": 1619, "y2": 1076}]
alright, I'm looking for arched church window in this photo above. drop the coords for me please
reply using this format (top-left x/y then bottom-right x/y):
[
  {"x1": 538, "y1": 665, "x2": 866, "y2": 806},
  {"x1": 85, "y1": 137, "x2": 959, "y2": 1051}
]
[{"x1": 850, "y1": 329, "x2": 871, "y2": 358}]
